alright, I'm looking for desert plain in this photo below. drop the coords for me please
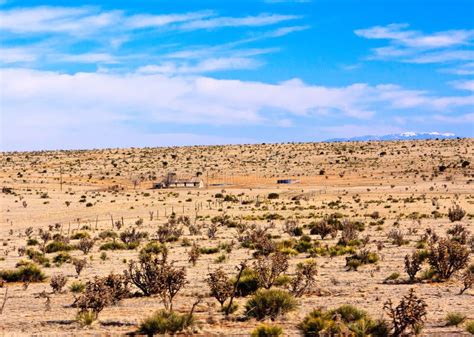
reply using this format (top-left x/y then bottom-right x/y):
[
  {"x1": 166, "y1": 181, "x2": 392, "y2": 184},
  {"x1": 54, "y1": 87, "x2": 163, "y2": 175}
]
[{"x1": 0, "y1": 138, "x2": 473, "y2": 336}]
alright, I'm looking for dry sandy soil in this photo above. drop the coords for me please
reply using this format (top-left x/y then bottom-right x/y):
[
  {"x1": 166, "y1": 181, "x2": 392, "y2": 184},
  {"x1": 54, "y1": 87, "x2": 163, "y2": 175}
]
[{"x1": 0, "y1": 138, "x2": 473, "y2": 336}]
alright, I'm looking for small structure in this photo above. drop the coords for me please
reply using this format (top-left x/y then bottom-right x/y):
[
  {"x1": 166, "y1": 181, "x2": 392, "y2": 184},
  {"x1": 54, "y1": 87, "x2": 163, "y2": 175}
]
[
  {"x1": 277, "y1": 179, "x2": 300, "y2": 184},
  {"x1": 153, "y1": 172, "x2": 204, "y2": 189}
]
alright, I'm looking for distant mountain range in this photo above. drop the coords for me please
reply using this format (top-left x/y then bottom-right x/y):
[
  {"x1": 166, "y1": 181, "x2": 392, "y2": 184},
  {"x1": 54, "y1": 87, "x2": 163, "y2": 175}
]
[{"x1": 326, "y1": 132, "x2": 459, "y2": 142}]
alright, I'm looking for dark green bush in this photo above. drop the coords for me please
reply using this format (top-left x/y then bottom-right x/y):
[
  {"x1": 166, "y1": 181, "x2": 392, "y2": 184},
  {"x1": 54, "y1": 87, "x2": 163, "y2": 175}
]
[
  {"x1": 138, "y1": 310, "x2": 194, "y2": 335},
  {"x1": 100, "y1": 241, "x2": 128, "y2": 251},
  {"x1": 45, "y1": 241, "x2": 73, "y2": 253},
  {"x1": 251, "y1": 324, "x2": 283, "y2": 337},
  {"x1": 0, "y1": 263, "x2": 46, "y2": 283},
  {"x1": 245, "y1": 289, "x2": 297, "y2": 321},
  {"x1": 233, "y1": 268, "x2": 260, "y2": 297}
]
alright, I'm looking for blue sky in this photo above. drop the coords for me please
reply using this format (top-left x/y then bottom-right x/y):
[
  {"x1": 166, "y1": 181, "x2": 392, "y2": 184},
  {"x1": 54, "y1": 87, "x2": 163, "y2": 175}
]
[{"x1": 0, "y1": 0, "x2": 473, "y2": 151}]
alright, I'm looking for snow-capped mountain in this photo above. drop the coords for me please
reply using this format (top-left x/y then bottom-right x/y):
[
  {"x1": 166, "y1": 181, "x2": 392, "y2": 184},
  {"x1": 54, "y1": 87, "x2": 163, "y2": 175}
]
[{"x1": 326, "y1": 132, "x2": 458, "y2": 142}]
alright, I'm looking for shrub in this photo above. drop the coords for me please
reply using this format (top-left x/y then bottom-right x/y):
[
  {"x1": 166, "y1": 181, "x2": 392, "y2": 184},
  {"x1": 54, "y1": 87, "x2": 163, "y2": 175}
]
[
  {"x1": 459, "y1": 264, "x2": 474, "y2": 294},
  {"x1": 126, "y1": 249, "x2": 186, "y2": 310},
  {"x1": 50, "y1": 274, "x2": 67, "y2": 293},
  {"x1": 253, "y1": 252, "x2": 289, "y2": 289},
  {"x1": 139, "y1": 241, "x2": 165, "y2": 258},
  {"x1": 206, "y1": 267, "x2": 233, "y2": 309},
  {"x1": 309, "y1": 219, "x2": 336, "y2": 239},
  {"x1": 445, "y1": 312, "x2": 466, "y2": 327},
  {"x1": 72, "y1": 258, "x2": 87, "y2": 277},
  {"x1": 99, "y1": 241, "x2": 127, "y2": 251},
  {"x1": 0, "y1": 263, "x2": 46, "y2": 283},
  {"x1": 346, "y1": 250, "x2": 379, "y2": 271},
  {"x1": 77, "y1": 238, "x2": 94, "y2": 255},
  {"x1": 448, "y1": 204, "x2": 466, "y2": 222},
  {"x1": 70, "y1": 281, "x2": 85, "y2": 293},
  {"x1": 188, "y1": 242, "x2": 200, "y2": 266},
  {"x1": 267, "y1": 193, "x2": 279, "y2": 200},
  {"x1": 384, "y1": 288, "x2": 427, "y2": 336},
  {"x1": 76, "y1": 310, "x2": 97, "y2": 326},
  {"x1": 404, "y1": 251, "x2": 424, "y2": 282},
  {"x1": 298, "y1": 305, "x2": 388, "y2": 337},
  {"x1": 447, "y1": 224, "x2": 470, "y2": 244},
  {"x1": 45, "y1": 241, "x2": 73, "y2": 253},
  {"x1": 233, "y1": 268, "x2": 260, "y2": 297},
  {"x1": 53, "y1": 252, "x2": 71, "y2": 265},
  {"x1": 465, "y1": 320, "x2": 474, "y2": 334},
  {"x1": 71, "y1": 232, "x2": 90, "y2": 240},
  {"x1": 428, "y1": 238, "x2": 469, "y2": 280},
  {"x1": 288, "y1": 259, "x2": 317, "y2": 297},
  {"x1": 138, "y1": 310, "x2": 194, "y2": 335},
  {"x1": 251, "y1": 324, "x2": 283, "y2": 337},
  {"x1": 245, "y1": 289, "x2": 297, "y2": 321}
]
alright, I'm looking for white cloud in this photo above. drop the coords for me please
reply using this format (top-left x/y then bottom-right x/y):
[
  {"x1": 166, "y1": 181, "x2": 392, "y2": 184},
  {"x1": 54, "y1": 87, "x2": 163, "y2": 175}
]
[
  {"x1": 451, "y1": 80, "x2": 474, "y2": 92},
  {"x1": 2, "y1": 68, "x2": 473, "y2": 150},
  {"x1": 356, "y1": 24, "x2": 474, "y2": 66},
  {"x1": 355, "y1": 24, "x2": 474, "y2": 49},
  {"x1": 0, "y1": 47, "x2": 37, "y2": 63},
  {"x1": 137, "y1": 57, "x2": 262, "y2": 74},
  {"x1": 180, "y1": 13, "x2": 299, "y2": 30},
  {"x1": 54, "y1": 53, "x2": 118, "y2": 64}
]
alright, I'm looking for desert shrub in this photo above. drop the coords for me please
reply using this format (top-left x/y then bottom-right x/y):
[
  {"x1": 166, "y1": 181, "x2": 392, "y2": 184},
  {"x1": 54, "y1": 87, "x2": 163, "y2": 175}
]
[
  {"x1": 138, "y1": 309, "x2": 194, "y2": 335},
  {"x1": 25, "y1": 248, "x2": 49, "y2": 265},
  {"x1": 75, "y1": 277, "x2": 113, "y2": 323},
  {"x1": 72, "y1": 258, "x2": 87, "y2": 277},
  {"x1": 428, "y1": 238, "x2": 470, "y2": 280},
  {"x1": 459, "y1": 264, "x2": 474, "y2": 294},
  {"x1": 284, "y1": 219, "x2": 303, "y2": 237},
  {"x1": 76, "y1": 310, "x2": 97, "y2": 326},
  {"x1": 388, "y1": 229, "x2": 408, "y2": 246},
  {"x1": 253, "y1": 252, "x2": 289, "y2": 289},
  {"x1": 448, "y1": 204, "x2": 466, "y2": 222},
  {"x1": 445, "y1": 312, "x2": 466, "y2": 326},
  {"x1": 245, "y1": 289, "x2": 297, "y2": 321},
  {"x1": 126, "y1": 248, "x2": 186, "y2": 310},
  {"x1": 384, "y1": 288, "x2": 427, "y2": 336},
  {"x1": 465, "y1": 320, "x2": 474, "y2": 334},
  {"x1": 99, "y1": 241, "x2": 127, "y2": 251},
  {"x1": 0, "y1": 263, "x2": 46, "y2": 283},
  {"x1": 338, "y1": 220, "x2": 359, "y2": 246},
  {"x1": 120, "y1": 228, "x2": 148, "y2": 246},
  {"x1": 71, "y1": 232, "x2": 90, "y2": 240},
  {"x1": 77, "y1": 238, "x2": 94, "y2": 254},
  {"x1": 288, "y1": 259, "x2": 317, "y2": 297},
  {"x1": 206, "y1": 267, "x2": 233, "y2": 308},
  {"x1": 70, "y1": 281, "x2": 85, "y2": 293},
  {"x1": 188, "y1": 242, "x2": 200, "y2": 266},
  {"x1": 233, "y1": 268, "x2": 260, "y2": 297},
  {"x1": 199, "y1": 246, "x2": 219, "y2": 254},
  {"x1": 139, "y1": 241, "x2": 165, "y2": 258},
  {"x1": 309, "y1": 219, "x2": 336, "y2": 239},
  {"x1": 50, "y1": 274, "x2": 67, "y2": 293},
  {"x1": 98, "y1": 230, "x2": 117, "y2": 240},
  {"x1": 45, "y1": 241, "x2": 73, "y2": 253},
  {"x1": 239, "y1": 225, "x2": 275, "y2": 256},
  {"x1": 295, "y1": 235, "x2": 313, "y2": 253},
  {"x1": 346, "y1": 250, "x2": 379, "y2": 271},
  {"x1": 298, "y1": 305, "x2": 388, "y2": 337},
  {"x1": 53, "y1": 252, "x2": 71, "y2": 265},
  {"x1": 385, "y1": 272, "x2": 400, "y2": 282},
  {"x1": 156, "y1": 218, "x2": 184, "y2": 243},
  {"x1": 447, "y1": 224, "x2": 470, "y2": 244},
  {"x1": 267, "y1": 193, "x2": 279, "y2": 200},
  {"x1": 251, "y1": 324, "x2": 283, "y2": 337},
  {"x1": 404, "y1": 251, "x2": 425, "y2": 282}
]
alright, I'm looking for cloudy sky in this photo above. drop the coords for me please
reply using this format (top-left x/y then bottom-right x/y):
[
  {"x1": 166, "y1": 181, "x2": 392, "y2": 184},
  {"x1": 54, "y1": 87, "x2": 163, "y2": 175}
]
[{"x1": 0, "y1": 0, "x2": 473, "y2": 151}]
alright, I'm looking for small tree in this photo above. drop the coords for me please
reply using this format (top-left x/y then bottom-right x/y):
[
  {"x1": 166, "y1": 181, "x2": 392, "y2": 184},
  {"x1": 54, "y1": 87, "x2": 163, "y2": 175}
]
[
  {"x1": 188, "y1": 242, "x2": 200, "y2": 266},
  {"x1": 77, "y1": 238, "x2": 94, "y2": 255},
  {"x1": 72, "y1": 258, "x2": 87, "y2": 277},
  {"x1": 253, "y1": 252, "x2": 289, "y2": 289},
  {"x1": 459, "y1": 265, "x2": 474, "y2": 295},
  {"x1": 206, "y1": 267, "x2": 233, "y2": 309},
  {"x1": 50, "y1": 274, "x2": 67, "y2": 293},
  {"x1": 288, "y1": 259, "x2": 317, "y2": 297},
  {"x1": 428, "y1": 238, "x2": 469, "y2": 280},
  {"x1": 404, "y1": 251, "x2": 424, "y2": 282},
  {"x1": 448, "y1": 204, "x2": 466, "y2": 222},
  {"x1": 384, "y1": 288, "x2": 427, "y2": 337}
]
